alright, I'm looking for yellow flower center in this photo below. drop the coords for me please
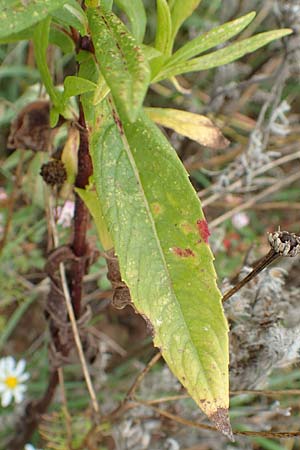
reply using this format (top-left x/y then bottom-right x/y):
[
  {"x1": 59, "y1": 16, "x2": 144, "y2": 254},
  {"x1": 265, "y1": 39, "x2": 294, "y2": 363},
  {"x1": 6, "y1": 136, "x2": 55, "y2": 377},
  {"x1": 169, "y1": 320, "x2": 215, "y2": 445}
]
[{"x1": 5, "y1": 376, "x2": 18, "y2": 389}]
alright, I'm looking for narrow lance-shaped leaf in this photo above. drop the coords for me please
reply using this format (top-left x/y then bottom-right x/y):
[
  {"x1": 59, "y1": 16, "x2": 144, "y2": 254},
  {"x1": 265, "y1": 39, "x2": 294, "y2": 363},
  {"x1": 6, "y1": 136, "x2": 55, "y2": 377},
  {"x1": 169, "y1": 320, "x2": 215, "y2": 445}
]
[
  {"x1": 33, "y1": 18, "x2": 61, "y2": 106},
  {"x1": 90, "y1": 101, "x2": 231, "y2": 437},
  {"x1": 154, "y1": 28, "x2": 292, "y2": 82},
  {"x1": 166, "y1": 11, "x2": 256, "y2": 68},
  {"x1": 114, "y1": 0, "x2": 147, "y2": 43},
  {"x1": 170, "y1": 0, "x2": 202, "y2": 43},
  {"x1": 155, "y1": 0, "x2": 172, "y2": 55},
  {"x1": 145, "y1": 107, "x2": 229, "y2": 149},
  {"x1": 0, "y1": 0, "x2": 66, "y2": 39},
  {"x1": 87, "y1": 7, "x2": 150, "y2": 122}
]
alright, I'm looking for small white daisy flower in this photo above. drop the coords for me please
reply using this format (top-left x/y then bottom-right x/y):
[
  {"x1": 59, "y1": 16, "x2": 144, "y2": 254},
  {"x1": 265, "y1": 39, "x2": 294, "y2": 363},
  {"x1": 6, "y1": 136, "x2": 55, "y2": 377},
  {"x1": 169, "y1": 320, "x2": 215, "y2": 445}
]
[
  {"x1": 25, "y1": 444, "x2": 43, "y2": 450},
  {"x1": 0, "y1": 356, "x2": 30, "y2": 407}
]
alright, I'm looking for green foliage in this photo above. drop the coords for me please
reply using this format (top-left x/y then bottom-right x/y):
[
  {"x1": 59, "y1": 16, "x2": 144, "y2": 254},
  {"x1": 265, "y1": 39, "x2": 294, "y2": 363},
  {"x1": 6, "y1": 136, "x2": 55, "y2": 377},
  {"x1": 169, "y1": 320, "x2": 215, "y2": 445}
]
[
  {"x1": 90, "y1": 100, "x2": 230, "y2": 423},
  {"x1": 154, "y1": 28, "x2": 292, "y2": 81},
  {"x1": 87, "y1": 6, "x2": 151, "y2": 122},
  {"x1": 114, "y1": 0, "x2": 147, "y2": 43},
  {"x1": 169, "y1": 0, "x2": 202, "y2": 43},
  {"x1": 0, "y1": 0, "x2": 66, "y2": 39},
  {"x1": 155, "y1": 0, "x2": 172, "y2": 55}
]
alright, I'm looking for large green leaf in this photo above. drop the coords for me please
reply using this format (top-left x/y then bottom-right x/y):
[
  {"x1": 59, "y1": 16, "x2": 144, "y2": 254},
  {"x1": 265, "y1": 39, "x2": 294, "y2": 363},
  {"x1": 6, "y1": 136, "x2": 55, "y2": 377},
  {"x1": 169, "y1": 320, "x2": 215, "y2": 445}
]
[
  {"x1": 170, "y1": 0, "x2": 202, "y2": 42},
  {"x1": 90, "y1": 102, "x2": 231, "y2": 436},
  {"x1": 0, "y1": 0, "x2": 66, "y2": 39},
  {"x1": 87, "y1": 7, "x2": 150, "y2": 122},
  {"x1": 114, "y1": 0, "x2": 147, "y2": 43},
  {"x1": 166, "y1": 11, "x2": 256, "y2": 67},
  {"x1": 154, "y1": 28, "x2": 292, "y2": 81}
]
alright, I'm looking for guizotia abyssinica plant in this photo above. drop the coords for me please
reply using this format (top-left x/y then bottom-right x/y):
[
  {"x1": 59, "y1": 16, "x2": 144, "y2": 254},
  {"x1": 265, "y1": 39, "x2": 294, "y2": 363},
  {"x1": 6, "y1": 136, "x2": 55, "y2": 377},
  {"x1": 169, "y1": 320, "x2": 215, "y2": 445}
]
[{"x1": 0, "y1": 0, "x2": 292, "y2": 439}]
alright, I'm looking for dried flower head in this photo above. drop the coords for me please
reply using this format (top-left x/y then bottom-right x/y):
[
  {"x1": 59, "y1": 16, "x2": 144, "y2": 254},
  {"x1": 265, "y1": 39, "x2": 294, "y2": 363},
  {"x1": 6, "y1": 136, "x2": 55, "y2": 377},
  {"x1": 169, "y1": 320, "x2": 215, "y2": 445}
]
[
  {"x1": 40, "y1": 159, "x2": 67, "y2": 187},
  {"x1": 268, "y1": 230, "x2": 300, "y2": 257}
]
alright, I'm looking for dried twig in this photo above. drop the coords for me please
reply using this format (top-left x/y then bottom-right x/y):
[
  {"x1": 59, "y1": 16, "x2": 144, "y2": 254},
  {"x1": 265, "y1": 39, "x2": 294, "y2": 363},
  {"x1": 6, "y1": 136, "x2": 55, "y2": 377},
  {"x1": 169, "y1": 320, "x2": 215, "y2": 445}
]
[{"x1": 209, "y1": 171, "x2": 300, "y2": 229}]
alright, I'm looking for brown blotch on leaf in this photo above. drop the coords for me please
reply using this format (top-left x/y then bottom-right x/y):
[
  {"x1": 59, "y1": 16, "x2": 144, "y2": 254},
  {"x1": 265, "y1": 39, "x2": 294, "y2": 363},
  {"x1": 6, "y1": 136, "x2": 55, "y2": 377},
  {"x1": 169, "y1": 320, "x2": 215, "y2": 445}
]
[
  {"x1": 171, "y1": 247, "x2": 195, "y2": 257},
  {"x1": 210, "y1": 408, "x2": 234, "y2": 441}
]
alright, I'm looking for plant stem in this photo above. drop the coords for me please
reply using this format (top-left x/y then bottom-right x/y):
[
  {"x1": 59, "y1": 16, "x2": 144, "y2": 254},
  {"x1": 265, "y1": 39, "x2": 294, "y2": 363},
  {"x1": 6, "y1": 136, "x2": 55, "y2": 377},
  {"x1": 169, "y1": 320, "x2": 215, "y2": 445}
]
[
  {"x1": 222, "y1": 249, "x2": 280, "y2": 302},
  {"x1": 70, "y1": 102, "x2": 93, "y2": 318}
]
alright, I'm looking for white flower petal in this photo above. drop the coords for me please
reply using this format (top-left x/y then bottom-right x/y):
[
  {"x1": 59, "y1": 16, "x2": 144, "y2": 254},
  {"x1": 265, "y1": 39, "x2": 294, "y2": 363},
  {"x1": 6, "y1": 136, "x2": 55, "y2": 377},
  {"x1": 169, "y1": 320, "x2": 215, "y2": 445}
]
[
  {"x1": 0, "y1": 382, "x2": 6, "y2": 392},
  {"x1": 1, "y1": 390, "x2": 12, "y2": 407},
  {"x1": 15, "y1": 359, "x2": 26, "y2": 376},
  {"x1": 19, "y1": 372, "x2": 30, "y2": 382},
  {"x1": 5, "y1": 356, "x2": 16, "y2": 372},
  {"x1": 13, "y1": 387, "x2": 25, "y2": 403},
  {"x1": 25, "y1": 445, "x2": 35, "y2": 450},
  {"x1": 0, "y1": 356, "x2": 11, "y2": 375}
]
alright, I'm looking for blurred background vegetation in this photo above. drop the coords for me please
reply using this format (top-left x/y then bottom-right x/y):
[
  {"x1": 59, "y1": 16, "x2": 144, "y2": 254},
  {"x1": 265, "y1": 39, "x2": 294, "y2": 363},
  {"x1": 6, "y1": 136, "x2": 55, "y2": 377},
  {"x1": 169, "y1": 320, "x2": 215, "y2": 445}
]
[{"x1": 1, "y1": 0, "x2": 300, "y2": 449}]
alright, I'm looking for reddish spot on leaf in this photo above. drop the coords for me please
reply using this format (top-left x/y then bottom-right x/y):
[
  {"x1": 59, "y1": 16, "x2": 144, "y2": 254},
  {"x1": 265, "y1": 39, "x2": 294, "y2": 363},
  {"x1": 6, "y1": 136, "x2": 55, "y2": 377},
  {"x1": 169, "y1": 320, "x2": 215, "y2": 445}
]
[
  {"x1": 197, "y1": 219, "x2": 211, "y2": 243},
  {"x1": 171, "y1": 247, "x2": 195, "y2": 257}
]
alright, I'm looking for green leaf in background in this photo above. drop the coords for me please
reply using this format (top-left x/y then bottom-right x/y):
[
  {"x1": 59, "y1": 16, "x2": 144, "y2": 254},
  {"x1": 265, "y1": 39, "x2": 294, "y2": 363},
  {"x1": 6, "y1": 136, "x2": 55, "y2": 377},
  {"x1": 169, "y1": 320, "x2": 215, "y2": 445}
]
[
  {"x1": 155, "y1": 0, "x2": 172, "y2": 55},
  {"x1": 77, "y1": 50, "x2": 101, "y2": 125},
  {"x1": 63, "y1": 76, "x2": 97, "y2": 100},
  {"x1": 115, "y1": 0, "x2": 147, "y2": 43},
  {"x1": 0, "y1": 0, "x2": 66, "y2": 39},
  {"x1": 90, "y1": 101, "x2": 231, "y2": 437},
  {"x1": 167, "y1": 11, "x2": 256, "y2": 68},
  {"x1": 33, "y1": 17, "x2": 61, "y2": 105},
  {"x1": 170, "y1": 0, "x2": 202, "y2": 43},
  {"x1": 154, "y1": 28, "x2": 292, "y2": 82},
  {"x1": 145, "y1": 107, "x2": 229, "y2": 149},
  {"x1": 0, "y1": 27, "x2": 34, "y2": 44},
  {"x1": 87, "y1": 6, "x2": 150, "y2": 122},
  {"x1": 76, "y1": 188, "x2": 113, "y2": 251},
  {"x1": 49, "y1": 27, "x2": 75, "y2": 54},
  {"x1": 51, "y1": 0, "x2": 88, "y2": 36},
  {"x1": 142, "y1": 44, "x2": 162, "y2": 61}
]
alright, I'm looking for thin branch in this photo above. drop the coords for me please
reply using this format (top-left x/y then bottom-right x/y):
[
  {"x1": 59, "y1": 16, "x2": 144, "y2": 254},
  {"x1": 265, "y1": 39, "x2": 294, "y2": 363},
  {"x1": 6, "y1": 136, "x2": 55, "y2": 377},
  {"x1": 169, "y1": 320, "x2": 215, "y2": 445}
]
[
  {"x1": 133, "y1": 400, "x2": 300, "y2": 439},
  {"x1": 222, "y1": 249, "x2": 279, "y2": 302},
  {"x1": 209, "y1": 170, "x2": 300, "y2": 229},
  {"x1": 200, "y1": 149, "x2": 300, "y2": 207},
  {"x1": 109, "y1": 352, "x2": 161, "y2": 419},
  {"x1": 48, "y1": 194, "x2": 100, "y2": 415}
]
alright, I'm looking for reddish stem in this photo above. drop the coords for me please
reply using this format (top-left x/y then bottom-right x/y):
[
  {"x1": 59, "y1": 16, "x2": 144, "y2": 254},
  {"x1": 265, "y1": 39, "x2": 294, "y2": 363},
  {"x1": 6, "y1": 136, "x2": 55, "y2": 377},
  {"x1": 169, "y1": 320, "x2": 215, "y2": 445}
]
[{"x1": 71, "y1": 102, "x2": 93, "y2": 318}]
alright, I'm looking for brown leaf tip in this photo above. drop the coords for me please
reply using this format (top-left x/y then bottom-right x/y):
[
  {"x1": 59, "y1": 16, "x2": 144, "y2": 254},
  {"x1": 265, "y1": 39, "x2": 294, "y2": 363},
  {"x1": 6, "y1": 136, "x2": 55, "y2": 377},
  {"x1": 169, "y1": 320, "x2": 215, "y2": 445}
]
[{"x1": 210, "y1": 408, "x2": 234, "y2": 442}]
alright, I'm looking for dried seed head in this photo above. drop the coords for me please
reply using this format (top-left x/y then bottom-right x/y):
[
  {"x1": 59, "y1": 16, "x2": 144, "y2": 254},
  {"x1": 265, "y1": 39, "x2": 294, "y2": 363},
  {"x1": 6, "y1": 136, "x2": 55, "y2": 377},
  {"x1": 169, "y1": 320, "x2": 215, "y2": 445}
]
[
  {"x1": 40, "y1": 159, "x2": 67, "y2": 187},
  {"x1": 268, "y1": 230, "x2": 300, "y2": 257}
]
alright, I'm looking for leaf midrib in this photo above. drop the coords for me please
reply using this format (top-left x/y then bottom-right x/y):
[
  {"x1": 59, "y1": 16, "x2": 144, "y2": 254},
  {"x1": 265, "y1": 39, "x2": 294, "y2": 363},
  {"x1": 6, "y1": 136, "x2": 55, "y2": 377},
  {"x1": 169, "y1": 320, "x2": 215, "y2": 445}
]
[{"x1": 115, "y1": 113, "x2": 211, "y2": 392}]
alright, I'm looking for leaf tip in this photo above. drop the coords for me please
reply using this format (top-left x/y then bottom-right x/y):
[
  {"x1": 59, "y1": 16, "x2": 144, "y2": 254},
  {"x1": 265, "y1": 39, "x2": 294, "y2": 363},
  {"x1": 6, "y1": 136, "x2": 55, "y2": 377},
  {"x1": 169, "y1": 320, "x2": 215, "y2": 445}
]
[{"x1": 210, "y1": 408, "x2": 234, "y2": 441}]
